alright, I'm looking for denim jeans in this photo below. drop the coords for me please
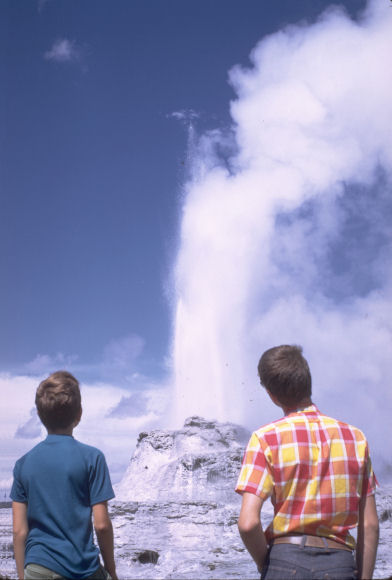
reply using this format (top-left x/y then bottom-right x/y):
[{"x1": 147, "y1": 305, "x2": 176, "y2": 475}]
[
  {"x1": 260, "y1": 544, "x2": 358, "y2": 580},
  {"x1": 24, "y1": 563, "x2": 112, "y2": 580}
]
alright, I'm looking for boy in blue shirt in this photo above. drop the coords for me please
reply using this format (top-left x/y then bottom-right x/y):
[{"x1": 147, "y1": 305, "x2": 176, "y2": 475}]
[{"x1": 11, "y1": 371, "x2": 118, "y2": 580}]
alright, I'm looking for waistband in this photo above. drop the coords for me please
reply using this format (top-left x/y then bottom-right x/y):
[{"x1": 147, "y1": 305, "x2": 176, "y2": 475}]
[{"x1": 272, "y1": 535, "x2": 353, "y2": 552}]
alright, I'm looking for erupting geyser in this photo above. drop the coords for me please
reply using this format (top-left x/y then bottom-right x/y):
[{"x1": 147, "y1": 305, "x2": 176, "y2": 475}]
[{"x1": 171, "y1": 0, "x2": 392, "y2": 460}]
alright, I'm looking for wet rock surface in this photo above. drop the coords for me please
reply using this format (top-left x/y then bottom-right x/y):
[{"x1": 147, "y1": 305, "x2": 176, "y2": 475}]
[
  {"x1": 133, "y1": 549, "x2": 159, "y2": 564},
  {"x1": 1, "y1": 492, "x2": 392, "y2": 579},
  {"x1": 109, "y1": 499, "x2": 259, "y2": 578},
  {"x1": 380, "y1": 509, "x2": 392, "y2": 523},
  {"x1": 115, "y1": 416, "x2": 250, "y2": 503},
  {"x1": 1, "y1": 418, "x2": 391, "y2": 579}
]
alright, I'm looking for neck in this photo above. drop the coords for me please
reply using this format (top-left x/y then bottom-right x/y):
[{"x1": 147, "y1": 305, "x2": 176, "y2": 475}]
[
  {"x1": 282, "y1": 398, "x2": 313, "y2": 415},
  {"x1": 47, "y1": 428, "x2": 74, "y2": 436}
]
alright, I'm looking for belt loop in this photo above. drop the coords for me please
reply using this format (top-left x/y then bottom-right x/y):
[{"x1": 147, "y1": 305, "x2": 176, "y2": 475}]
[
  {"x1": 300, "y1": 535, "x2": 307, "y2": 549},
  {"x1": 322, "y1": 537, "x2": 331, "y2": 553}
]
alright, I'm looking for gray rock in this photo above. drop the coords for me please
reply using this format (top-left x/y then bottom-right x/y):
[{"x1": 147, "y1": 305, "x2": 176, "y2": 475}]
[
  {"x1": 133, "y1": 549, "x2": 159, "y2": 564},
  {"x1": 380, "y1": 508, "x2": 392, "y2": 522},
  {"x1": 114, "y1": 416, "x2": 250, "y2": 503}
]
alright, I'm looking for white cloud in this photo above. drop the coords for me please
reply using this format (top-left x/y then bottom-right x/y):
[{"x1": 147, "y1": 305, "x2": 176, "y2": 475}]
[
  {"x1": 0, "y1": 372, "x2": 170, "y2": 492},
  {"x1": 106, "y1": 393, "x2": 149, "y2": 418},
  {"x1": 0, "y1": 375, "x2": 40, "y2": 439},
  {"x1": 171, "y1": 0, "x2": 392, "y2": 478},
  {"x1": 21, "y1": 334, "x2": 145, "y2": 383},
  {"x1": 0, "y1": 478, "x2": 13, "y2": 491},
  {"x1": 44, "y1": 38, "x2": 80, "y2": 63},
  {"x1": 25, "y1": 352, "x2": 79, "y2": 374},
  {"x1": 102, "y1": 334, "x2": 145, "y2": 370},
  {"x1": 0, "y1": 375, "x2": 44, "y2": 493},
  {"x1": 168, "y1": 109, "x2": 200, "y2": 123},
  {"x1": 15, "y1": 408, "x2": 42, "y2": 439}
]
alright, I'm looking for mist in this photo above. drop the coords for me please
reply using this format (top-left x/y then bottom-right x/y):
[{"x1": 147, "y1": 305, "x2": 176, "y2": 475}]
[{"x1": 171, "y1": 0, "x2": 392, "y2": 476}]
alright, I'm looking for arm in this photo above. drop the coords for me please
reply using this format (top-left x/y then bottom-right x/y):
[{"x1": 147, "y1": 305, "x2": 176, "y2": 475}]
[
  {"x1": 238, "y1": 492, "x2": 268, "y2": 573},
  {"x1": 356, "y1": 494, "x2": 379, "y2": 580},
  {"x1": 12, "y1": 501, "x2": 28, "y2": 580},
  {"x1": 92, "y1": 502, "x2": 117, "y2": 580}
]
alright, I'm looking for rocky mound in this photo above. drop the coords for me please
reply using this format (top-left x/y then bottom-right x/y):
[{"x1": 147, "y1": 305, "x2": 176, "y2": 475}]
[{"x1": 115, "y1": 416, "x2": 250, "y2": 503}]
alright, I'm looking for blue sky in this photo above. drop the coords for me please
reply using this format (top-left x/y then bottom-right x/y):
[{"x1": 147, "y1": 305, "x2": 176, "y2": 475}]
[
  {"x1": 2, "y1": 0, "x2": 391, "y2": 488},
  {"x1": 1, "y1": 0, "x2": 367, "y2": 380}
]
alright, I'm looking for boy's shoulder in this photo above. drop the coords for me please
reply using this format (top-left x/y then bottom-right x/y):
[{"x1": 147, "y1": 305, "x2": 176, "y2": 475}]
[
  {"x1": 12, "y1": 435, "x2": 114, "y2": 506},
  {"x1": 14, "y1": 439, "x2": 46, "y2": 467},
  {"x1": 72, "y1": 437, "x2": 107, "y2": 459},
  {"x1": 46, "y1": 435, "x2": 107, "y2": 463},
  {"x1": 14, "y1": 436, "x2": 106, "y2": 471},
  {"x1": 253, "y1": 408, "x2": 368, "y2": 446}
]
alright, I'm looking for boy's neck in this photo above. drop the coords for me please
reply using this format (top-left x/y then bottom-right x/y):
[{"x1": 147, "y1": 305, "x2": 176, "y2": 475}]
[
  {"x1": 47, "y1": 427, "x2": 74, "y2": 436},
  {"x1": 282, "y1": 398, "x2": 313, "y2": 415}
]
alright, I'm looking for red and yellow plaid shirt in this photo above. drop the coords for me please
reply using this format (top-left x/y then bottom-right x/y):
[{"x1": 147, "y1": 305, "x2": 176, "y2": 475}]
[{"x1": 235, "y1": 405, "x2": 376, "y2": 549}]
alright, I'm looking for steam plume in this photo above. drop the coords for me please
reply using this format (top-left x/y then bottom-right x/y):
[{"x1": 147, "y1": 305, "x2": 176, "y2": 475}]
[{"x1": 172, "y1": 0, "x2": 392, "y2": 470}]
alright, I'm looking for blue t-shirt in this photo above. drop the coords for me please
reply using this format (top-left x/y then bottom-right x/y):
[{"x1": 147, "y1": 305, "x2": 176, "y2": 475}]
[{"x1": 11, "y1": 434, "x2": 115, "y2": 579}]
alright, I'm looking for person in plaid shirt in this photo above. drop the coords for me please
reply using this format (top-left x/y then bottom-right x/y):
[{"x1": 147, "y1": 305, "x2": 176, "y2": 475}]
[{"x1": 236, "y1": 345, "x2": 379, "y2": 580}]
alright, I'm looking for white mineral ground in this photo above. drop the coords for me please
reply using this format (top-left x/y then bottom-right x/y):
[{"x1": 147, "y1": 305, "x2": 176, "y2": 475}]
[{"x1": 1, "y1": 418, "x2": 391, "y2": 579}]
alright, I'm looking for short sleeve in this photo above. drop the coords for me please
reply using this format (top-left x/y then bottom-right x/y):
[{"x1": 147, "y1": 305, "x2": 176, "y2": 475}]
[
  {"x1": 235, "y1": 431, "x2": 273, "y2": 500},
  {"x1": 10, "y1": 460, "x2": 27, "y2": 503},
  {"x1": 89, "y1": 451, "x2": 115, "y2": 506}
]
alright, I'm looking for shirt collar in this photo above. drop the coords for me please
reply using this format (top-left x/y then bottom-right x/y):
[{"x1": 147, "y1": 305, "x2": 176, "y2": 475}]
[
  {"x1": 286, "y1": 403, "x2": 320, "y2": 417},
  {"x1": 45, "y1": 433, "x2": 74, "y2": 441}
]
